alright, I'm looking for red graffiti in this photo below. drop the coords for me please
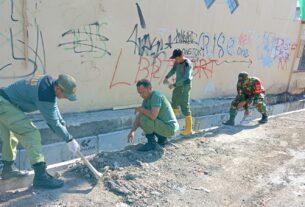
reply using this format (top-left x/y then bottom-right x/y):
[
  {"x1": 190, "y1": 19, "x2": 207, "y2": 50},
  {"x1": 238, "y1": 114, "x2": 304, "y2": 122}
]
[
  {"x1": 193, "y1": 58, "x2": 217, "y2": 79},
  {"x1": 238, "y1": 33, "x2": 251, "y2": 47},
  {"x1": 278, "y1": 58, "x2": 288, "y2": 70},
  {"x1": 109, "y1": 48, "x2": 131, "y2": 89},
  {"x1": 109, "y1": 50, "x2": 175, "y2": 89},
  {"x1": 110, "y1": 51, "x2": 220, "y2": 89}
]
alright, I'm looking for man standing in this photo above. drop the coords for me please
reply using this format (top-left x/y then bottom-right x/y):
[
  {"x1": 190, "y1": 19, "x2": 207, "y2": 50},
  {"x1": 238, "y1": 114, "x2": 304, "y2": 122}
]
[
  {"x1": 223, "y1": 72, "x2": 268, "y2": 126},
  {"x1": 0, "y1": 74, "x2": 80, "y2": 189},
  {"x1": 128, "y1": 79, "x2": 179, "y2": 151},
  {"x1": 163, "y1": 49, "x2": 193, "y2": 136}
]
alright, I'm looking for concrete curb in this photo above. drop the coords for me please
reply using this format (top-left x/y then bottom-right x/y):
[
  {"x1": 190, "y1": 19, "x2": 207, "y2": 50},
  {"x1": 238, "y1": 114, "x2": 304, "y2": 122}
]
[
  {"x1": 0, "y1": 101, "x2": 305, "y2": 192},
  {"x1": 7, "y1": 99, "x2": 305, "y2": 171},
  {"x1": 1, "y1": 99, "x2": 305, "y2": 192}
]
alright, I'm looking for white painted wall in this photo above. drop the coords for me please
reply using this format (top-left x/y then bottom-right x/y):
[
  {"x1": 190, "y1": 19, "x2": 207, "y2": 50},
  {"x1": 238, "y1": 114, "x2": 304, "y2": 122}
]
[{"x1": 0, "y1": 0, "x2": 301, "y2": 112}]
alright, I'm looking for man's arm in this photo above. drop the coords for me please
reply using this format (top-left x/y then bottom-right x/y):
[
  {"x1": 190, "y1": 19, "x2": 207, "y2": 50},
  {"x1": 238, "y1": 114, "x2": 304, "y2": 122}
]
[
  {"x1": 237, "y1": 82, "x2": 242, "y2": 95},
  {"x1": 136, "y1": 107, "x2": 160, "y2": 121},
  {"x1": 253, "y1": 80, "x2": 262, "y2": 94},
  {"x1": 164, "y1": 65, "x2": 176, "y2": 80},
  {"x1": 128, "y1": 113, "x2": 141, "y2": 143},
  {"x1": 131, "y1": 113, "x2": 141, "y2": 132},
  {"x1": 37, "y1": 101, "x2": 72, "y2": 142},
  {"x1": 55, "y1": 104, "x2": 66, "y2": 126}
]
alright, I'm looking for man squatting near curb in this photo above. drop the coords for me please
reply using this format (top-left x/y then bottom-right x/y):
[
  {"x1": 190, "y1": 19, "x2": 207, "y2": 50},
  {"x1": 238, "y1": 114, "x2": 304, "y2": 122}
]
[{"x1": 128, "y1": 79, "x2": 179, "y2": 151}]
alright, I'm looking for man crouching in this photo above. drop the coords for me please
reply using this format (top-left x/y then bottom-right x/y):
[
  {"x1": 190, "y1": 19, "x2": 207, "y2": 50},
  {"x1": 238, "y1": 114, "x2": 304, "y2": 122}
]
[{"x1": 128, "y1": 79, "x2": 179, "y2": 151}]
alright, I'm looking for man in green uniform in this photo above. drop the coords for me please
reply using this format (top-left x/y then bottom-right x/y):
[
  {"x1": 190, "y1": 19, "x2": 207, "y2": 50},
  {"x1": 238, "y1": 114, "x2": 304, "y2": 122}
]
[
  {"x1": 223, "y1": 72, "x2": 268, "y2": 126},
  {"x1": 163, "y1": 49, "x2": 193, "y2": 136},
  {"x1": 128, "y1": 79, "x2": 179, "y2": 151},
  {"x1": 0, "y1": 74, "x2": 80, "y2": 189}
]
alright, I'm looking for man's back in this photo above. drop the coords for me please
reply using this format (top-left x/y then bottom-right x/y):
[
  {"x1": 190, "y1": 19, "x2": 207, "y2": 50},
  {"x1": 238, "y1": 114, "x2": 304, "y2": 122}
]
[{"x1": 3, "y1": 75, "x2": 55, "y2": 112}]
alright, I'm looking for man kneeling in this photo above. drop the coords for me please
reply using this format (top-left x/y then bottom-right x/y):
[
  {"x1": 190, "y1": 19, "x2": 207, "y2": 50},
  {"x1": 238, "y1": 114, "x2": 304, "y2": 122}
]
[{"x1": 128, "y1": 79, "x2": 179, "y2": 151}]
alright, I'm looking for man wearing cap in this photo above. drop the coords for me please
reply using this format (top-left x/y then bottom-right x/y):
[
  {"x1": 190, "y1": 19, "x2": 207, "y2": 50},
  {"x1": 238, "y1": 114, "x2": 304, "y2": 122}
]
[
  {"x1": 128, "y1": 79, "x2": 179, "y2": 151},
  {"x1": 0, "y1": 74, "x2": 80, "y2": 189},
  {"x1": 163, "y1": 49, "x2": 193, "y2": 136},
  {"x1": 223, "y1": 72, "x2": 268, "y2": 126}
]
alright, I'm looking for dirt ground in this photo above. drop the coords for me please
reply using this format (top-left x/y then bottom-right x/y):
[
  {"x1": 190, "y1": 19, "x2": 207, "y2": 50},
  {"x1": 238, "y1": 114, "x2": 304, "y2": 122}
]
[{"x1": 1, "y1": 110, "x2": 305, "y2": 207}]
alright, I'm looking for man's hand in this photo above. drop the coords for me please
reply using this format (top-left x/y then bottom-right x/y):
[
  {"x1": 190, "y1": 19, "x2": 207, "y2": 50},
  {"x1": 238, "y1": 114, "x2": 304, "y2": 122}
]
[
  {"x1": 135, "y1": 107, "x2": 144, "y2": 114},
  {"x1": 128, "y1": 131, "x2": 135, "y2": 143},
  {"x1": 163, "y1": 79, "x2": 169, "y2": 85},
  {"x1": 237, "y1": 101, "x2": 247, "y2": 108},
  {"x1": 67, "y1": 139, "x2": 80, "y2": 156},
  {"x1": 244, "y1": 109, "x2": 250, "y2": 116},
  {"x1": 168, "y1": 84, "x2": 175, "y2": 90}
]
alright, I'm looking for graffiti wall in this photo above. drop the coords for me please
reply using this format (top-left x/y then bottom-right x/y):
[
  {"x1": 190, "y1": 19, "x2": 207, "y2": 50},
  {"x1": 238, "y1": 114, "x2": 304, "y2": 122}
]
[{"x1": 0, "y1": 0, "x2": 300, "y2": 112}]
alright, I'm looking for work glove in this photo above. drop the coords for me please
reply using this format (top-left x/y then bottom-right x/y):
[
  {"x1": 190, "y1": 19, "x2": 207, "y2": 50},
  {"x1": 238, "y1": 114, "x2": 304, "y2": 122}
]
[
  {"x1": 66, "y1": 139, "x2": 80, "y2": 156},
  {"x1": 168, "y1": 83, "x2": 175, "y2": 89},
  {"x1": 163, "y1": 79, "x2": 169, "y2": 85}
]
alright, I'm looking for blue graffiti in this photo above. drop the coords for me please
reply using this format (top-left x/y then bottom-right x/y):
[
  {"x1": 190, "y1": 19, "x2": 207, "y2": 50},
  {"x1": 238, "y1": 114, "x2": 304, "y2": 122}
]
[{"x1": 257, "y1": 32, "x2": 291, "y2": 68}]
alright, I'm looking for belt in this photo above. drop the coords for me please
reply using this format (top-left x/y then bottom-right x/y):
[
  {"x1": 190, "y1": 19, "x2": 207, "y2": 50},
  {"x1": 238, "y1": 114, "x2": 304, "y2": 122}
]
[{"x1": 184, "y1": 79, "x2": 192, "y2": 85}]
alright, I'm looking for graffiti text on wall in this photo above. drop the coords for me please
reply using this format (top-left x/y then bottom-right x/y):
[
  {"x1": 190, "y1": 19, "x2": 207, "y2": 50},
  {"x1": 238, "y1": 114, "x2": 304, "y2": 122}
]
[
  {"x1": 0, "y1": 0, "x2": 46, "y2": 79},
  {"x1": 109, "y1": 49, "x2": 253, "y2": 89},
  {"x1": 257, "y1": 32, "x2": 297, "y2": 70},
  {"x1": 58, "y1": 21, "x2": 111, "y2": 58},
  {"x1": 126, "y1": 24, "x2": 250, "y2": 61}
]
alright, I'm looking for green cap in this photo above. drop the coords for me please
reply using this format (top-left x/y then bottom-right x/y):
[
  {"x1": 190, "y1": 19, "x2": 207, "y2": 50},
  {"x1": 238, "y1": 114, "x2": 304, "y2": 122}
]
[
  {"x1": 238, "y1": 72, "x2": 249, "y2": 83},
  {"x1": 57, "y1": 74, "x2": 77, "y2": 101}
]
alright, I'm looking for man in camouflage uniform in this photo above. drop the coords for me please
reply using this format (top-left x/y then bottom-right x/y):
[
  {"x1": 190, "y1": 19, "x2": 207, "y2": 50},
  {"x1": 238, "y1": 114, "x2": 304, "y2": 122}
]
[{"x1": 223, "y1": 72, "x2": 268, "y2": 126}]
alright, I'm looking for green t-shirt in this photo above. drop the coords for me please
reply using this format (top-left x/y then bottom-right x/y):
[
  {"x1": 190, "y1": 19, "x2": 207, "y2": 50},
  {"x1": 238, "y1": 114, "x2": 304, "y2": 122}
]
[{"x1": 142, "y1": 90, "x2": 177, "y2": 124}]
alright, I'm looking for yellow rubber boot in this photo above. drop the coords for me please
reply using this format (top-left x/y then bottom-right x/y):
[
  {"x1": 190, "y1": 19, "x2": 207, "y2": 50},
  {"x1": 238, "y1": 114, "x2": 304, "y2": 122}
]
[
  {"x1": 181, "y1": 115, "x2": 193, "y2": 136},
  {"x1": 173, "y1": 108, "x2": 180, "y2": 117}
]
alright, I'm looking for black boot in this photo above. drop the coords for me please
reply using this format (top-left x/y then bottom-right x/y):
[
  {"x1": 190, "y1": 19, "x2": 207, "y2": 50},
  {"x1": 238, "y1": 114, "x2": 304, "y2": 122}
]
[
  {"x1": 223, "y1": 108, "x2": 236, "y2": 126},
  {"x1": 33, "y1": 162, "x2": 64, "y2": 189},
  {"x1": 137, "y1": 134, "x2": 157, "y2": 152},
  {"x1": 259, "y1": 114, "x2": 268, "y2": 124},
  {"x1": 156, "y1": 134, "x2": 168, "y2": 147},
  {"x1": 1, "y1": 160, "x2": 28, "y2": 180},
  {"x1": 223, "y1": 119, "x2": 235, "y2": 126}
]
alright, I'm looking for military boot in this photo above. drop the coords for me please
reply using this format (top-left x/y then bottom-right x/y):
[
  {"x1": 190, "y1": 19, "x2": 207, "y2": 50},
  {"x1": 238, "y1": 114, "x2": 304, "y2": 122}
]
[
  {"x1": 137, "y1": 134, "x2": 157, "y2": 151},
  {"x1": 259, "y1": 114, "x2": 268, "y2": 124},
  {"x1": 1, "y1": 160, "x2": 28, "y2": 180},
  {"x1": 223, "y1": 108, "x2": 237, "y2": 126},
  {"x1": 156, "y1": 134, "x2": 168, "y2": 147},
  {"x1": 33, "y1": 162, "x2": 64, "y2": 189}
]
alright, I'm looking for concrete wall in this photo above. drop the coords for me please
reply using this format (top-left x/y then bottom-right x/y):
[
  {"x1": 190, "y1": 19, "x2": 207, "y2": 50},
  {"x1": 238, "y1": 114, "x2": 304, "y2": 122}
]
[{"x1": 0, "y1": 0, "x2": 301, "y2": 112}]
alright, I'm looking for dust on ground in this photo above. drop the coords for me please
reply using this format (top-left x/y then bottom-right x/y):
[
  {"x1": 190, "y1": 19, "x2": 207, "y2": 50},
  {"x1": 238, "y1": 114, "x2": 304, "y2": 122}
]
[{"x1": 1, "y1": 110, "x2": 305, "y2": 207}]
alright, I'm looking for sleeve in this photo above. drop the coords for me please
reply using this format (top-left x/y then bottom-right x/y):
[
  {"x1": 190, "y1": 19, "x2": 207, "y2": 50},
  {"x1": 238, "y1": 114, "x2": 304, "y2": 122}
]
[
  {"x1": 56, "y1": 106, "x2": 66, "y2": 126},
  {"x1": 150, "y1": 93, "x2": 162, "y2": 108},
  {"x1": 174, "y1": 60, "x2": 193, "y2": 87},
  {"x1": 253, "y1": 80, "x2": 262, "y2": 94},
  {"x1": 165, "y1": 64, "x2": 177, "y2": 79},
  {"x1": 37, "y1": 101, "x2": 72, "y2": 142},
  {"x1": 237, "y1": 82, "x2": 241, "y2": 94}
]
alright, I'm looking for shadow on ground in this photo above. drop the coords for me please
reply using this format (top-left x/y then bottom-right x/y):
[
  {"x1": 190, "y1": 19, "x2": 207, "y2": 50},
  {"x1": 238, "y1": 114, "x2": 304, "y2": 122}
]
[
  {"x1": 172, "y1": 123, "x2": 260, "y2": 145},
  {"x1": 0, "y1": 171, "x2": 96, "y2": 207}
]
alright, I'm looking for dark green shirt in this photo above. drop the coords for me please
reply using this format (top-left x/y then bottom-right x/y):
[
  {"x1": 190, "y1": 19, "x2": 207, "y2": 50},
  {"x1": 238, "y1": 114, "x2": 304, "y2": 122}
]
[{"x1": 165, "y1": 58, "x2": 193, "y2": 87}]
